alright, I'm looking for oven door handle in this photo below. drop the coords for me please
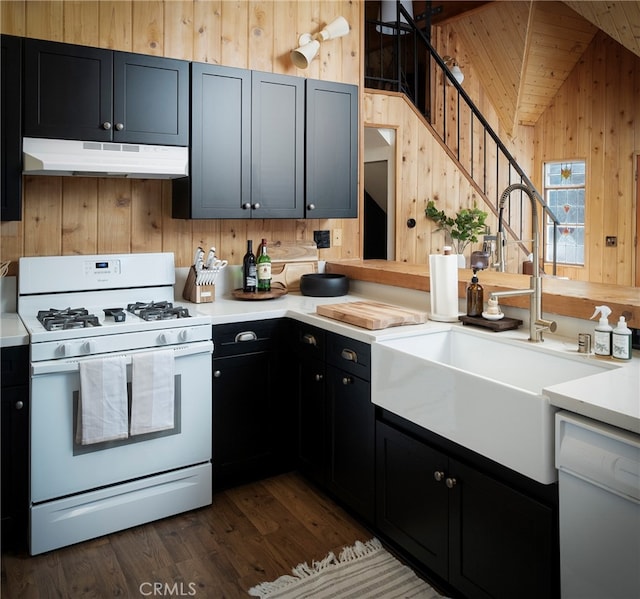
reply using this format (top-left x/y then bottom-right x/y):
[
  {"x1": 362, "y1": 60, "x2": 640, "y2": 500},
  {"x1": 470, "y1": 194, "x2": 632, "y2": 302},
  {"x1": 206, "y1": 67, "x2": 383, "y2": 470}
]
[{"x1": 31, "y1": 340, "x2": 213, "y2": 376}]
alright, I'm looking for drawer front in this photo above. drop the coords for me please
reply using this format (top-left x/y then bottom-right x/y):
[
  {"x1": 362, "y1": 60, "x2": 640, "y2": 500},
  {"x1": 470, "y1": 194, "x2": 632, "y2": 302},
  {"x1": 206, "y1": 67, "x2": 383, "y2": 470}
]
[
  {"x1": 326, "y1": 333, "x2": 370, "y2": 381},
  {"x1": 212, "y1": 319, "x2": 282, "y2": 357}
]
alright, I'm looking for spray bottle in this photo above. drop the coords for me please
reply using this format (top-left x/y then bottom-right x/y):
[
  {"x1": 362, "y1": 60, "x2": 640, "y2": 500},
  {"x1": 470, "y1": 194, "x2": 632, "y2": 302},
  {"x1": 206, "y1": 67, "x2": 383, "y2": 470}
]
[{"x1": 590, "y1": 305, "x2": 612, "y2": 356}]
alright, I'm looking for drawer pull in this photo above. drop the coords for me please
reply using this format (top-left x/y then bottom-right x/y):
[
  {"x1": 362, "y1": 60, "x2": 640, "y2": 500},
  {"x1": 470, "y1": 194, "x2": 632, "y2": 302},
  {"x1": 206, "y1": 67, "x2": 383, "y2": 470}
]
[
  {"x1": 235, "y1": 331, "x2": 257, "y2": 342},
  {"x1": 434, "y1": 470, "x2": 444, "y2": 482},
  {"x1": 341, "y1": 348, "x2": 358, "y2": 362},
  {"x1": 314, "y1": 373, "x2": 323, "y2": 382},
  {"x1": 302, "y1": 334, "x2": 317, "y2": 346},
  {"x1": 445, "y1": 477, "x2": 457, "y2": 489},
  {"x1": 342, "y1": 376, "x2": 353, "y2": 385},
  {"x1": 15, "y1": 400, "x2": 24, "y2": 410},
  {"x1": 213, "y1": 370, "x2": 221, "y2": 378}
]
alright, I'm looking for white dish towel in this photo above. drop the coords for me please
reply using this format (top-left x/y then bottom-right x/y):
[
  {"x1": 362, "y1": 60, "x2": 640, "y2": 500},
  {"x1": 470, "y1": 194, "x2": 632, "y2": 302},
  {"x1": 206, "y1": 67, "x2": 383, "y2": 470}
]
[
  {"x1": 130, "y1": 349, "x2": 175, "y2": 436},
  {"x1": 77, "y1": 356, "x2": 129, "y2": 445}
]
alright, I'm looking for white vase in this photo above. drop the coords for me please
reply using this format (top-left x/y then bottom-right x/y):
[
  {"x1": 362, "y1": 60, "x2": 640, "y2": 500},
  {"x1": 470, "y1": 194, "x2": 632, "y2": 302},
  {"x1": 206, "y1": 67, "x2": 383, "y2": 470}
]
[{"x1": 456, "y1": 254, "x2": 466, "y2": 269}]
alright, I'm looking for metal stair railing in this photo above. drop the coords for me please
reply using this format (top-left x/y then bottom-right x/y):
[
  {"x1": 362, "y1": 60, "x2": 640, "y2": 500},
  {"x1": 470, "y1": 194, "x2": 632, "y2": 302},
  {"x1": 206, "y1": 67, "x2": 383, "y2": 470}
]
[{"x1": 365, "y1": 1, "x2": 559, "y2": 274}]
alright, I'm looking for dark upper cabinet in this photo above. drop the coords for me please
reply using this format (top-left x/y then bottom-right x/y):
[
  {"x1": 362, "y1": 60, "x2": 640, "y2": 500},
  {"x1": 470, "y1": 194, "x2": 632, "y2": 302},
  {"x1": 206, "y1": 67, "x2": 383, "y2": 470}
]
[
  {"x1": 23, "y1": 38, "x2": 188, "y2": 146},
  {"x1": 305, "y1": 79, "x2": 358, "y2": 219},
  {"x1": 1, "y1": 35, "x2": 23, "y2": 221},
  {"x1": 174, "y1": 64, "x2": 304, "y2": 219}
]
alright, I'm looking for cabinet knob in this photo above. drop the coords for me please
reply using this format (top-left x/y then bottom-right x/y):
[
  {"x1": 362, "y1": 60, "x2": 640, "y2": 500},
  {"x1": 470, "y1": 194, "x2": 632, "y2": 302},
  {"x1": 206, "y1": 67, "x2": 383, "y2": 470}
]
[
  {"x1": 252, "y1": 202, "x2": 260, "y2": 210},
  {"x1": 15, "y1": 400, "x2": 24, "y2": 410},
  {"x1": 115, "y1": 123, "x2": 124, "y2": 131},
  {"x1": 307, "y1": 203, "x2": 316, "y2": 211},
  {"x1": 314, "y1": 373, "x2": 323, "y2": 382},
  {"x1": 102, "y1": 122, "x2": 112, "y2": 130},
  {"x1": 342, "y1": 376, "x2": 353, "y2": 385},
  {"x1": 242, "y1": 203, "x2": 252, "y2": 210},
  {"x1": 235, "y1": 331, "x2": 257, "y2": 342},
  {"x1": 213, "y1": 370, "x2": 221, "y2": 378},
  {"x1": 445, "y1": 477, "x2": 457, "y2": 489},
  {"x1": 433, "y1": 470, "x2": 445, "y2": 482}
]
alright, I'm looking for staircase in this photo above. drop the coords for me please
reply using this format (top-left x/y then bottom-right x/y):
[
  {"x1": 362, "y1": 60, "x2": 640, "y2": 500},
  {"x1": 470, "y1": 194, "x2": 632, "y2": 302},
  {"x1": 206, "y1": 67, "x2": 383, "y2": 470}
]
[{"x1": 364, "y1": 1, "x2": 559, "y2": 274}]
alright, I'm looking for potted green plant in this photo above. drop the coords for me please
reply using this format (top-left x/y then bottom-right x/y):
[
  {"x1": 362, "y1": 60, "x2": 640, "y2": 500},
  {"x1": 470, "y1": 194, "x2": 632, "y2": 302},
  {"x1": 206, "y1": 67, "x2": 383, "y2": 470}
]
[{"x1": 425, "y1": 200, "x2": 488, "y2": 258}]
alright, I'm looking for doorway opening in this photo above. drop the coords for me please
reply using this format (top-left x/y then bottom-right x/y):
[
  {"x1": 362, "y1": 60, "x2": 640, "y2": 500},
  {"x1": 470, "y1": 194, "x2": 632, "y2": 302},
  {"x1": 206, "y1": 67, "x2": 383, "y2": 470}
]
[{"x1": 363, "y1": 127, "x2": 396, "y2": 260}]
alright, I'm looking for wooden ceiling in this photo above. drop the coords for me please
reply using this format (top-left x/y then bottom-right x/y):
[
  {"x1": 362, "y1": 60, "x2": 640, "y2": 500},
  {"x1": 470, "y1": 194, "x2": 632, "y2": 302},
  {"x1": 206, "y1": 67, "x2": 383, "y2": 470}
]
[{"x1": 426, "y1": 1, "x2": 640, "y2": 134}]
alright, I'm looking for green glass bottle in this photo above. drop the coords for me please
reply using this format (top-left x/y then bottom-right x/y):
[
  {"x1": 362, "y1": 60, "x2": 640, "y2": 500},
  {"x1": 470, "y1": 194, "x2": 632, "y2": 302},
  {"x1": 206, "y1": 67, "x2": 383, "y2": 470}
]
[{"x1": 257, "y1": 238, "x2": 271, "y2": 291}]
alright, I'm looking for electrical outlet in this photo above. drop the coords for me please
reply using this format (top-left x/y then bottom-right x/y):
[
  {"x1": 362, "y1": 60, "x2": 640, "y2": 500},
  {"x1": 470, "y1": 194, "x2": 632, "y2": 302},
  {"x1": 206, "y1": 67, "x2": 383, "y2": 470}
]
[
  {"x1": 332, "y1": 228, "x2": 343, "y2": 247},
  {"x1": 606, "y1": 236, "x2": 617, "y2": 247},
  {"x1": 314, "y1": 230, "x2": 331, "y2": 249}
]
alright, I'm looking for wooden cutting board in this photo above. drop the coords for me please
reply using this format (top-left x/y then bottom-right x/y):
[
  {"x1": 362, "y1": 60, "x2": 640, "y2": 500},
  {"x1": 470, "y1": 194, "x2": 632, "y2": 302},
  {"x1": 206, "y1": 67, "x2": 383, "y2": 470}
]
[{"x1": 317, "y1": 301, "x2": 428, "y2": 330}]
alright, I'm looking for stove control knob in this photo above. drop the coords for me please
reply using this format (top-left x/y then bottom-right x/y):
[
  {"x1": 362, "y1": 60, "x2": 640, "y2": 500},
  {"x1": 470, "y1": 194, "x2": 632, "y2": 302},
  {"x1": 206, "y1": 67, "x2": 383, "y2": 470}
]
[
  {"x1": 82, "y1": 341, "x2": 96, "y2": 354},
  {"x1": 178, "y1": 329, "x2": 191, "y2": 343},
  {"x1": 158, "y1": 332, "x2": 176, "y2": 345},
  {"x1": 58, "y1": 342, "x2": 77, "y2": 356}
]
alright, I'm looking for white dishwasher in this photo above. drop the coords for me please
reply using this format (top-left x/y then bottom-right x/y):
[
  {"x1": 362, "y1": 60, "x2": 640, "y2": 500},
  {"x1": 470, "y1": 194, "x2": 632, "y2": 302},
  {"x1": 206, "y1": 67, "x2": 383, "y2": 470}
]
[{"x1": 555, "y1": 412, "x2": 640, "y2": 599}]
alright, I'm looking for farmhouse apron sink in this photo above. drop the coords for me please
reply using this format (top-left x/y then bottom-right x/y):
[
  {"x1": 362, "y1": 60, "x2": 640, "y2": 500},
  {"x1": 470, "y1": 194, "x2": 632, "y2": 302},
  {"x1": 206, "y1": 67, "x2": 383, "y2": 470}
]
[{"x1": 371, "y1": 327, "x2": 619, "y2": 484}]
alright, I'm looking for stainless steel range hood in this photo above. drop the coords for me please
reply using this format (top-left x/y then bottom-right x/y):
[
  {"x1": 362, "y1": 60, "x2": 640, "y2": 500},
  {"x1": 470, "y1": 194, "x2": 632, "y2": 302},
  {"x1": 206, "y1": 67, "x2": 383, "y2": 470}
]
[{"x1": 23, "y1": 137, "x2": 189, "y2": 179}]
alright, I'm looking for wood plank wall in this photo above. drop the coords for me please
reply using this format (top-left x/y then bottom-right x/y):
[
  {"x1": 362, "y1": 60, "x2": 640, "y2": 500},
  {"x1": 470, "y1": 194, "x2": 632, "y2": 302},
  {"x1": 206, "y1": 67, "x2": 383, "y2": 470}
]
[
  {"x1": 534, "y1": 31, "x2": 640, "y2": 287},
  {"x1": 0, "y1": 0, "x2": 362, "y2": 273}
]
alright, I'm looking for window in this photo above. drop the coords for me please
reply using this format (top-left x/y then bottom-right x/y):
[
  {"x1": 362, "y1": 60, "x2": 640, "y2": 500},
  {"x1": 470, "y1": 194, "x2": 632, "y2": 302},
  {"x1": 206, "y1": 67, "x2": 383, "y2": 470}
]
[{"x1": 543, "y1": 160, "x2": 586, "y2": 265}]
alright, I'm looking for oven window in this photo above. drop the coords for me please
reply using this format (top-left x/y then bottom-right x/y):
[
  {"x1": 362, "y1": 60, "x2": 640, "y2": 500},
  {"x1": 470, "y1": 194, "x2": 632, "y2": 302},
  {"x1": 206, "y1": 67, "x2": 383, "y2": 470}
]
[{"x1": 72, "y1": 375, "x2": 182, "y2": 455}]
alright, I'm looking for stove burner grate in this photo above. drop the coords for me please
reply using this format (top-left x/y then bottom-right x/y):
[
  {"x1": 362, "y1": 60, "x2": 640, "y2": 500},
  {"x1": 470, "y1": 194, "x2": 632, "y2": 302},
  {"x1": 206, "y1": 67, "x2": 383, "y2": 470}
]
[
  {"x1": 37, "y1": 308, "x2": 101, "y2": 331},
  {"x1": 126, "y1": 301, "x2": 190, "y2": 321}
]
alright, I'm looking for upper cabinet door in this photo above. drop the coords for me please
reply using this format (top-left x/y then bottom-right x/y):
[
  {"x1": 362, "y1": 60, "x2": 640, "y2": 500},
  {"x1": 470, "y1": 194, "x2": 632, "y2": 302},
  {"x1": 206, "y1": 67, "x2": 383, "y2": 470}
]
[
  {"x1": 305, "y1": 80, "x2": 358, "y2": 219},
  {"x1": 177, "y1": 63, "x2": 252, "y2": 219},
  {"x1": 113, "y1": 53, "x2": 188, "y2": 146},
  {"x1": 1, "y1": 35, "x2": 22, "y2": 221},
  {"x1": 251, "y1": 72, "x2": 305, "y2": 219},
  {"x1": 24, "y1": 38, "x2": 113, "y2": 142}
]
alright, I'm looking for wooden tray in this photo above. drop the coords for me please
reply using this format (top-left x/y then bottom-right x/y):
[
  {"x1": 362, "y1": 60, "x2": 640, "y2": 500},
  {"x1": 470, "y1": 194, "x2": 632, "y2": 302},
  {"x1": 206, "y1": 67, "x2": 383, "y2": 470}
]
[
  {"x1": 231, "y1": 286, "x2": 288, "y2": 301},
  {"x1": 317, "y1": 301, "x2": 427, "y2": 330},
  {"x1": 458, "y1": 314, "x2": 523, "y2": 331}
]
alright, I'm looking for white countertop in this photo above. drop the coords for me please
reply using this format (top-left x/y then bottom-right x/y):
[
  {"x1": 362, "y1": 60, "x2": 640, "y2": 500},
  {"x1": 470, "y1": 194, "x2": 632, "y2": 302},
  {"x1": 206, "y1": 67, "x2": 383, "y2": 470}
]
[{"x1": 3, "y1": 268, "x2": 638, "y2": 435}]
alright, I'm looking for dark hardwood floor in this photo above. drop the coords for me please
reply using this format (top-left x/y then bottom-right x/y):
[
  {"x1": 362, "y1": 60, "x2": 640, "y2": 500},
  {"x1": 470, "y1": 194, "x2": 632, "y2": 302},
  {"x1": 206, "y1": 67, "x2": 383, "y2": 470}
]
[{"x1": 1, "y1": 472, "x2": 374, "y2": 598}]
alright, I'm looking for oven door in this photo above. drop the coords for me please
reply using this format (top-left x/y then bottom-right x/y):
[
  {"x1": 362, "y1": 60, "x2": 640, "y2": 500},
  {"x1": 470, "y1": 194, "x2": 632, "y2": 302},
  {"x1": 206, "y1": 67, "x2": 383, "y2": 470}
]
[{"x1": 30, "y1": 341, "x2": 213, "y2": 503}]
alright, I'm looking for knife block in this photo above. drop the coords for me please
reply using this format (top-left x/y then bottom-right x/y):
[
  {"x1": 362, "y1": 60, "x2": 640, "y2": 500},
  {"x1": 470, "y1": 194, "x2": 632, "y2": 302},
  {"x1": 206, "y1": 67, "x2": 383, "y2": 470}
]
[{"x1": 182, "y1": 266, "x2": 214, "y2": 303}]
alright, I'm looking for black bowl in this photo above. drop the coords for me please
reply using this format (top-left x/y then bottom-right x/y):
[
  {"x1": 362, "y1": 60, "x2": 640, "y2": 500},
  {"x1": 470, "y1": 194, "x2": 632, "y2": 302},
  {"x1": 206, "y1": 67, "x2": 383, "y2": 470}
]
[{"x1": 299, "y1": 273, "x2": 349, "y2": 297}]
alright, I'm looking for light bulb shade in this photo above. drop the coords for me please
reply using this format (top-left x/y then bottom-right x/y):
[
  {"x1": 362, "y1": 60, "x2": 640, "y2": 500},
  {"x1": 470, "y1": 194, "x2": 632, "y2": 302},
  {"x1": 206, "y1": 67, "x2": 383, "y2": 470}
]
[
  {"x1": 291, "y1": 39, "x2": 320, "y2": 69},
  {"x1": 316, "y1": 16, "x2": 350, "y2": 41},
  {"x1": 450, "y1": 65, "x2": 464, "y2": 85},
  {"x1": 377, "y1": 0, "x2": 414, "y2": 35}
]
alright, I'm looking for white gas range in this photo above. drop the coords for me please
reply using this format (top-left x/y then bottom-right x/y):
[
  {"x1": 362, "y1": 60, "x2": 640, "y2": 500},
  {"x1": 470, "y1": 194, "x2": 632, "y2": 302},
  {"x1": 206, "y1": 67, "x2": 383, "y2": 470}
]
[{"x1": 18, "y1": 252, "x2": 213, "y2": 555}]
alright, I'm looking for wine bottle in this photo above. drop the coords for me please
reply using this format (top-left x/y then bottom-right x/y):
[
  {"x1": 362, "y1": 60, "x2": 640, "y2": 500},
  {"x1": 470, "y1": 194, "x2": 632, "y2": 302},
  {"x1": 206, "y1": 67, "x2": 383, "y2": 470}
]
[
  {"x1": 242, "y1": 240, "x2": 257, "y2": 292},
  {"x1": 257, "y1": 238, "x2": 272, "y2": 291}
]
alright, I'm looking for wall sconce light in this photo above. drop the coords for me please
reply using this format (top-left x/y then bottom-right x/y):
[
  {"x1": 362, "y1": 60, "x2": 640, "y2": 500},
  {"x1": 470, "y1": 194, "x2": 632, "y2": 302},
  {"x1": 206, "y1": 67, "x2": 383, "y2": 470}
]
[
  {"x1": 291, "y1": 16, "x2": 350, "y2": 69},
  {"x1": 443, "y1": 55, "x2": 464, "y2": 85},
  {"x1": 377, "y1": 0, "x2": 414, "y2": 35}
]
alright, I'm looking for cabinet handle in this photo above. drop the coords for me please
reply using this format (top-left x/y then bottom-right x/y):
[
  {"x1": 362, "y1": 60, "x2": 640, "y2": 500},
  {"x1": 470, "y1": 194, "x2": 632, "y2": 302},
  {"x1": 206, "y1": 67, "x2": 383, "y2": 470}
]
[
  {"x1": 445, "y1": 477, "x2": 457, "y2": 489},
  {"x1": 341, "y1": 348, "x2": 358, "y2": 363},
  {"x1": 307, "y1": 203, "x2": 315, "y2": 211},
  {"x1": 235, "y1": 331, "x2": 257, "y2": 342},
  {"x1": 115, "y1": 122, "x2": 124, "y2": 131},
  {"x1": 314, "y1": 373, "x2": 323, "y2": 382},
  {"x1": 102, "y1": 121, "x2": 112, "y2": 130},
  {"x1": 15, "y1": 400, "x2": 24, "y2": 410},
  {"x1": 252, "y1": 202, "x2": 260, "y2": 210},
  {"x1": 213, "y1": 370, "x2": 221, "y2": 378},
  {"x1": 342, "y1": 376, "x2": 352, "y2": 385},
  {"x1": 242, "y1": 203, "x2": 252, "y2": 210},
  {"x1": 302, "y1": 333, "x2": 317, "y2": 346},
  {"x1": 434, "y1": 470, "x2": 444, "y2": 482}
]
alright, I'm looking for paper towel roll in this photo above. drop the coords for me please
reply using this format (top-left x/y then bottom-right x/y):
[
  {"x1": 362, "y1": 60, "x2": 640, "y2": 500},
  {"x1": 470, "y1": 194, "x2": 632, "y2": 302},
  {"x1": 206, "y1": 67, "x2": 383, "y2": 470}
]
[{"x1": 429, "y1": 253, "x2": 459, "y2": 322}]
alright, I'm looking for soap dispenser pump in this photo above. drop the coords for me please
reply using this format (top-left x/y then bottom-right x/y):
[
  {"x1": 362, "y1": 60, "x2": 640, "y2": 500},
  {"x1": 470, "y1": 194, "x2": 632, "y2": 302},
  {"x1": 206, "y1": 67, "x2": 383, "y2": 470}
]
[
  {"x1": 612, "y1": 316, "x2": 632, "y2": 360},
  {"x1": 466, "y1": 268, "x2": 484, "y2": 317},
  {"x1": 590, "y1": 305, "x2": 612, "y2": 356}
]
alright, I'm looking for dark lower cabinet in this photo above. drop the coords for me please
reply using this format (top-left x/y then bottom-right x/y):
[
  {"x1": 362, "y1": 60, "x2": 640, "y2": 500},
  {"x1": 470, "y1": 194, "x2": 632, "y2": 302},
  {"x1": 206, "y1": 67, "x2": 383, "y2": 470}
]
[
  {"x1": 294, "y1": 322, "x2": 374, "y2": 524},
  {"x1": 1, "y1": 345, "x2": 29, "y2": 551},
  {"x1": 1, "y1": 34, "x2": 22, "y2": 221},
  {"x1": 211, "y1": 319, "x2": 294, "y2": 490},
  {"x1": 377, "y1": 417, "x2": 559, "y2": 599}
]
